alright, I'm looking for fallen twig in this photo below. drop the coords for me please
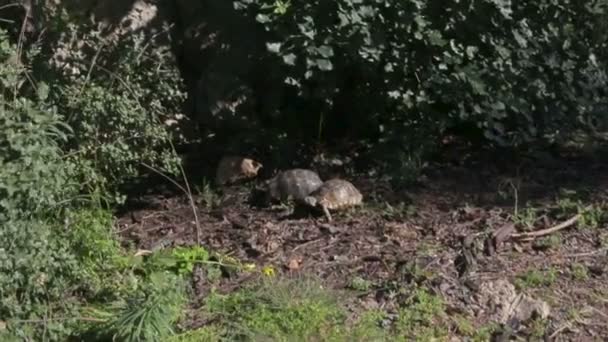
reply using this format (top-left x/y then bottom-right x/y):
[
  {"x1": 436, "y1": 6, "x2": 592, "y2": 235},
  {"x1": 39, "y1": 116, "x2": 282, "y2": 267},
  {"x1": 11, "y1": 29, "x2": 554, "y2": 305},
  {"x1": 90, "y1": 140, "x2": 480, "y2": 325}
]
[{"x1": 510, "y1": 205, "x2": 594, "y2": 241}]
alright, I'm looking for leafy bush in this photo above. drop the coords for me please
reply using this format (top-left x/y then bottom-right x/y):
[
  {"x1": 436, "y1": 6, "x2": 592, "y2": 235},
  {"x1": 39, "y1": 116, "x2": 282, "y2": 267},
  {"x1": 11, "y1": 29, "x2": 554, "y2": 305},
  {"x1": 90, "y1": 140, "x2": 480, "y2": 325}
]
[
  {"x1": 35, "y1": 19, "x2": 189, "y2": 198},
  {"x1": 0, "y1": 27, "x2": 140, "y2": 340},
  {"x1": 85, "y1": 272, "x2": 187, "y2": 342},
  {"x1": 234, "y1": 0, "x2": 608, "y2": 148},
  {"x1": 0, "y1": 29, "x2": 76, "y2": 217},
  {"x1": 0, "y1": 26, "x2": 75, "y2": 339}
]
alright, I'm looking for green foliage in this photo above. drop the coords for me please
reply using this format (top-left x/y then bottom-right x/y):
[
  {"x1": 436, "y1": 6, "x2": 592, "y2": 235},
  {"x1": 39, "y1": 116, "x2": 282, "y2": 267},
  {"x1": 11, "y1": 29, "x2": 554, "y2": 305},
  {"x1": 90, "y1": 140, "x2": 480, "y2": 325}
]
[
  {"x1": 348, "y1": 276, "x2": 373, "y2": 292},
  {"x1": 395, "y1": 288, "x2": 448, "y2": 339},
  {"x1": 168, "y1": 326, "x2": 225, "y2": 342},
  {"x1": 0, "y1": 26, "x2": 178, "y2": 340},
  {"x1": 62, "y1": 207, "x2": 139, "y2": 299},
  {"x1": 203, "y1": 277, "x2": 345, "y2": 340},
  {"x1": 570, "y1": 263, "x2": 590, "y2": 281},
  {"x1": 234, "y1": 0, "x2": 608, "y2": 149},
  {"x1": 515, "y1": 267, "x2": 559, "y2": 289},
  {"x1": 36, "y1": 20, "x2": 188, "y2": 199},
  {"x1": 142, "y1": 245, "x2": 247, "y2": 283},
  {"x1": 533, "y1": 235, "x2": 562, "y2": 251},
  {"x1": 0, "y1": 26, "x2": 78, "y2": 339},
  {"x1": 0, "y1": 30, "x2": 76, "y2": 217},
  {"x1": 87, "y1": 272, "x2": 187, "y2": 342},
  {"x1": 197, "y1": 178, "x2": 222, "y2": 210}
]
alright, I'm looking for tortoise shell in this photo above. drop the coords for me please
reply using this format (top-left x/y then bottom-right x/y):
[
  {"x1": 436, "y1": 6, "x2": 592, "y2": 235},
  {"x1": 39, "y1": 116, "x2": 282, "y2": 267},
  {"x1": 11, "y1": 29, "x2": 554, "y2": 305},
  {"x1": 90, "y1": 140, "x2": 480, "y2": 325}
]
[
  {"x1": 265, "y1": 169, "x2": 323, "y2": 202},
  {"x1": 215, "y1": 155, "x2": 263, "y2": 185},
  {"x1": 304, "y1": 179, "x2": 363, "y2": 210}
]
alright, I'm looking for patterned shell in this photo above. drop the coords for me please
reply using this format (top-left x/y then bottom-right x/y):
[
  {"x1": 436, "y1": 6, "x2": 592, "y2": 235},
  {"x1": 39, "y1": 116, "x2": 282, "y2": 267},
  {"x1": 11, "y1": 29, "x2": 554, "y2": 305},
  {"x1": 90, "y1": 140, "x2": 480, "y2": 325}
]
[
  {"x1": 215, "y1": 156, "x2": 263, "y2": 185},
  {"x1": 265, "y1": 169, "x2": 323, "y2": 202},
  {"x1": 306, "y1": 179, "x2": 363, "y2": 209}
]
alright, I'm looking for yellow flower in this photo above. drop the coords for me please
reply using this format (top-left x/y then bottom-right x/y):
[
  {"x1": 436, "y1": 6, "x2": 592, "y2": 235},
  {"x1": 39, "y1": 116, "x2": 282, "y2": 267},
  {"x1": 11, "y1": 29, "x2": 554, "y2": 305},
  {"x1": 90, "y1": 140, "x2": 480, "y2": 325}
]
[
  {"x1": 262, "y1": 265, "x2": 276, "y2": 277},
  {"x1": 243, "y1": 263, "x2": 256, "y2": 272}
]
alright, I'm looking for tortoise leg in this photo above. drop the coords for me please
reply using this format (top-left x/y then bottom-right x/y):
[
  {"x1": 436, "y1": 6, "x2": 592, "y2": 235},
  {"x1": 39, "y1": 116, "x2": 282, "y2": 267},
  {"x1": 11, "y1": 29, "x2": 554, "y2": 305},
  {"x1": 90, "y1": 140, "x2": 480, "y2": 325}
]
[{"x1": 322, "y1": 205, "x2": 332, "y2": 222}]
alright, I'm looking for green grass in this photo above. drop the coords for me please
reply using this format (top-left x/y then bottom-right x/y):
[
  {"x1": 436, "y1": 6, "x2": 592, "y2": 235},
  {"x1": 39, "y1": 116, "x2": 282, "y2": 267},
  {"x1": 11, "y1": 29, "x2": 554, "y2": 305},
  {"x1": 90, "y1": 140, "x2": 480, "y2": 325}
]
[
  {"x1": 202, "y1": 276, "x2": 346, "y2": 341},
  {"x1": 515, "y1": 267, "x2": 559, "y2": 289},
  {"x1": 570, "y1": 263, "x2": 590, "y2": 281},
  {"x1": 193, "y1": 275, "x2": 462, "y2": 341}
]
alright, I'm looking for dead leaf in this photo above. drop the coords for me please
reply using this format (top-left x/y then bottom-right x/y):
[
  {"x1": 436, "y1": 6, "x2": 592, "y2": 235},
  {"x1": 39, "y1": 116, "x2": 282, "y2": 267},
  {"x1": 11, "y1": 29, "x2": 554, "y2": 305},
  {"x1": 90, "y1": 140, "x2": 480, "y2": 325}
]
[{"x1": 287, "y1": 257, "x2": 302, "y2": 270}]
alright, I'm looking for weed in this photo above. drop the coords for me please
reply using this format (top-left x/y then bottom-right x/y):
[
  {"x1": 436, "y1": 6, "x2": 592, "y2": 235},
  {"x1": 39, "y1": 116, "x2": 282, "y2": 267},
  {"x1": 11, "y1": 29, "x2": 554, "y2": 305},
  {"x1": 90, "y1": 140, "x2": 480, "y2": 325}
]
[
  {"x1": 85, "y1": 272, "x2": 187, "y2": 342},
  {"x1": 452, "y1": 314, "x2": 475, "y2": 336},
  {"x1": 526, "y1": 317, "x2": 549, "y2": 339},
  {"x1": 203, "y1": 276, "x2": 345, "y2": 341},
  {"x1": 515, "y1": 267, "x2": 559, "y2": 289},
  {"x1": 197, "y1": 178, "x2": 221, "y2": 210},
  {"x1": 533, "y1": 235, "x2": 562, "y2": 251},
  {"x1": 394, "y1": 288, "x2": 448, "y2": 339},
  {"x1": 338, "y1": 309, "x2": 388, "y2": 341},
  {"x1": 472, "y1": 323, "x2": 499, "y2": 342},
  {"x1": 349, "y1": 276, "x2": 373, "y2": 292},
  {"x1": 382, "y1": 201, "x2": 416, "y2": 220},
  {"x1": 170, "y1": 246, "x2": 211, "y2": 276},
  {"x1": 396, "y1": 259, "x2": 437, "y2": 285},
  {"x1": 513, "y1": 206, "x2": 539, "y2": 231},
  {"x1": 169, "y1": 326, "x2": 224, "y2": 342},
  {"x1": 570, "y1": 263, "x2": 589, "y2": 281},
  {"x1": 386, "y1": 150, "x2": 426, "y2": 189},
  {"x1": 555, "y1": 196, "x2": 604, "y2": 229},
  {"x1": 142, "y1": 245, "x2": 250, "y2": 284}
]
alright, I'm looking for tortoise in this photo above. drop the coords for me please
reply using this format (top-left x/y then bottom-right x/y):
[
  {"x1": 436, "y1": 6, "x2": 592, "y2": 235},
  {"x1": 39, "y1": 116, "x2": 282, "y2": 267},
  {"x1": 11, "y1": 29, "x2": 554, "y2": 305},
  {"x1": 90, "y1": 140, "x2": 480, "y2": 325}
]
[
  {"x1": 215, "y1": 155, "x2": 263, "y2": 186},
  {"x1": 263, "y1": 168, "x2": 323, "y2": 203},
  {"x1": 303, "y1": 179, "x2": 363, "y2": 221}
]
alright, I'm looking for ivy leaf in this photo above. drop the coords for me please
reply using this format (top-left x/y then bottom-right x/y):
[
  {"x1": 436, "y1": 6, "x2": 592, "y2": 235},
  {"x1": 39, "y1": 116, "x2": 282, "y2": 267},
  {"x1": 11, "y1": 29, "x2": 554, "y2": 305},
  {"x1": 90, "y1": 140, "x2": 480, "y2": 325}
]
[
  {"x1": 315, "y1": 59, "x2": 333, "y2": 71},
  {"x1": 266, "y1": 42, "x2": 282, "y2": 54},
  {"x1": 282, "y1": 53, "x2": 297, "y2": 65},
  {"x1": 316, "y1": 45, "x2": 334, "y2": 58},
  {"x1": 256, "y1": 13, "x2": 271, "y2": 24}
]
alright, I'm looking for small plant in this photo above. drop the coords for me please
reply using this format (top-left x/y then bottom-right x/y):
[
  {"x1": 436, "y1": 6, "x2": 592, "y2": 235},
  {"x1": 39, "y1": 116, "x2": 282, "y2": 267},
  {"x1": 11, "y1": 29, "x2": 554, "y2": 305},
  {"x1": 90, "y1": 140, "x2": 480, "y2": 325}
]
[
  {"x1": 515, "y1": 267, "x2": 559, "y2": 289},
  {"x1": 395, "y1": 288, "x2": 448, "y2": 339},
  {"x1": 85, "y1": 272, "x2": 187, "y2": 342},
  {"x1": 471, "y1": 323, "x2": 499, "y2": 342},
  {"x1": 533, "y1": 235, "x2": 562, "y2": 251},
  {"x1": 526, "y1": 317, "x2": 550, "y2": 339},
  {"x1": 197, "y1": 178, "x2": 221, "y2": 210},
  {"x1": 513, "y1": 206, "x2": 539, "y2": 231},
  {"x1": 382, "y1": 201, "x2": 416, "y2": 220},
  {"x1": 396, "y1": 259, "x2": 437, "y2": 285},
  {"x1": 452, "y1": 314, "x2": 475, "y2": 337},
  {"x1": 553, "y1": 196, "x2": 604, "y2": 229},
  {"x1": 343, "y1": 309, "x2": 388, "y2": 341},
  {"x1": 349, "y1": 276, "x2": 373, "y2": 292},
  {"x1": 171, "y1": 246, "x2": 211, "y2": 276},
  {"x1": 168, "y1": 326, "x2": 224, "y2": 342},
  {"x1": 143, "y1": 246, "x2": 247, "y2": 284},
  {"x1": 202, "y1": 276, "x2": 345, "y2": 340},
  {"x1": 579, "y1": 205, "x2": 604, "y2": 229},
  {"x1": 570, "y1": 263, "x2": 589, "y2": 281}
]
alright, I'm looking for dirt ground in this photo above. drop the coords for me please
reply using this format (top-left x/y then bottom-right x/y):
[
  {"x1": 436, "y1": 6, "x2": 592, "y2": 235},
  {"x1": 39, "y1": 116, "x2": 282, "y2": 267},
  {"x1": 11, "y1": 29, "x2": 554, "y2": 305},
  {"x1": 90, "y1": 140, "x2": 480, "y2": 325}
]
[{"x1": 116, "y1": 143, "x2": 608, "y2": 341}]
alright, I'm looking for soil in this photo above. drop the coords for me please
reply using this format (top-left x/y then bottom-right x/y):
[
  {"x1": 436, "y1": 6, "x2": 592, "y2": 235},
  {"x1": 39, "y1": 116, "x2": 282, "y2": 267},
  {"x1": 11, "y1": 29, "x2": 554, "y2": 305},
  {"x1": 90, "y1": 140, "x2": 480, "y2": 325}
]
[{"x1": 116, "y1": 142, "x2": 608, "y2": 341}]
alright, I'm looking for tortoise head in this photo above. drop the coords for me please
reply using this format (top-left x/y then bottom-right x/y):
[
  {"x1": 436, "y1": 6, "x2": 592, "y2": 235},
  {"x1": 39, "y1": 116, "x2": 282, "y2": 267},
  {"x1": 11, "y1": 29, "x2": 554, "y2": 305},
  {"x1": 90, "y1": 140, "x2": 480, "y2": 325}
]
[
  {"x1": 241, "y1": 158, "x2": 263, "y2": 177},
  {"x1": 303, "y1": 195, "x2": 318, "y2": 207}
]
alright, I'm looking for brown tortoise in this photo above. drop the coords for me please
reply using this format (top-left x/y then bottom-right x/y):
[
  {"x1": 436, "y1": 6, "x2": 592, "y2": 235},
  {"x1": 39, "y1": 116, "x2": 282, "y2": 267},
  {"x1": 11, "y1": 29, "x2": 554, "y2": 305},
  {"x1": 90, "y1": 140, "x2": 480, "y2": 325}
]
[
  {"x1": 264, "y1": 169, "x2": 323, "y2": 203},
  {"x1": 215, "y1": 155, "x2": 263, "y2": 186},
  {"x1": 303, "y1": 178, "x2": 363, "y2": 221}
]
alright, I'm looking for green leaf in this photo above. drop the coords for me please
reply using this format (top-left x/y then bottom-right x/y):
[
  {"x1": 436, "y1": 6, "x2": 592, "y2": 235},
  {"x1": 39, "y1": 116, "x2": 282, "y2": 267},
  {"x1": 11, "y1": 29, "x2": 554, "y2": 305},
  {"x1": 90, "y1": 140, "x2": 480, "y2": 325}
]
[
  {"x1": 266, "y1": 42, "x2": 282, "y2": 54},
  {"x1": 315, "y1": 59, "x2": 333, "y2": 71},
  {"x1": 283, "y1": 53, "x2": 297, "y2": 65}
]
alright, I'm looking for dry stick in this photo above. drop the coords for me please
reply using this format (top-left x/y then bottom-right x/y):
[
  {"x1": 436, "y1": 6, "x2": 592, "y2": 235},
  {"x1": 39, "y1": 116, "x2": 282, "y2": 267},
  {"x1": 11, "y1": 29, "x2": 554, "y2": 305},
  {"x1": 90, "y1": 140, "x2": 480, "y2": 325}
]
[
  {"x1": 141, "y1": 162, "x2": 202, "y2": 244},
  {"x1": 510, "y1": 205, "x2": 594, "y2": 241}
]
